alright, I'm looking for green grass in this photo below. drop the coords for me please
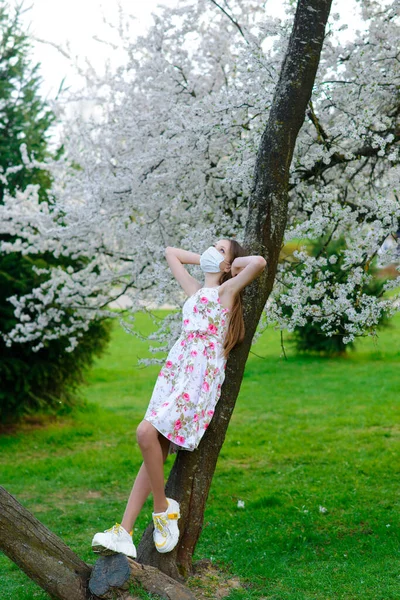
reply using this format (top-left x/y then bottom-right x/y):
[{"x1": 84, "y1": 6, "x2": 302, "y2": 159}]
[{"x1": 1, "y1": 310, "x2": 400, "y2": 599}]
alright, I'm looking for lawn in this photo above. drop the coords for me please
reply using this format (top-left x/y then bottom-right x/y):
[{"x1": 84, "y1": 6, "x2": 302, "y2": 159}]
[{"x1": 0, "y1": 310, "x2": 399, "y2": 599}]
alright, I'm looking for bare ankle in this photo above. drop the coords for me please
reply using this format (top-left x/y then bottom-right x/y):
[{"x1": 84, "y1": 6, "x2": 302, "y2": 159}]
[
  {"x1": 121, "y1": 521, "x2": 133, "y2": 535},
  {"x1": 153, "y1": 500, "x2": 168, "y2": 514}
]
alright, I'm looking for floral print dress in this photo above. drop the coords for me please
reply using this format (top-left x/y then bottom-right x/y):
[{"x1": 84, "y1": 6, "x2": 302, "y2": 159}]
[{"x1": 144, "y1": 286, "x2": 230, "y2": 452}]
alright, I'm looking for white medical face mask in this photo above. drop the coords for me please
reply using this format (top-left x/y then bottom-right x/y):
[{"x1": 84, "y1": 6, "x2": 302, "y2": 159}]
[{"x1": 200, "y1": 246, "x2": 226, "y2": 273}]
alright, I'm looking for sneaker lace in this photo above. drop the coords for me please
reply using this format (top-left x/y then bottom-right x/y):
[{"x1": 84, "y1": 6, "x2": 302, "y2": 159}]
[
  {"x1": 105, "y1": 523, "x2": 132, "y2": 536},
  {"x1": 105, "y1": 523, "x2": 122, "y2": 534},
  {"x1": 153, "y1": 514, "x2": 169, "y2": 537}
]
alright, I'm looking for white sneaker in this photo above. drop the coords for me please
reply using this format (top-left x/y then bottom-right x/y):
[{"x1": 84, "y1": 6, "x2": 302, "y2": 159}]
[
  {"x1": 152, "y1": 498, "x2": 180, "y2": 554},
  {"x1": 92, "y1": 523, "x2": 137, "y2": 559}
]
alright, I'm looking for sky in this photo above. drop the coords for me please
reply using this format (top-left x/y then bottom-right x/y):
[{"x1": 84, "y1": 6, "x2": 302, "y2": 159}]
[
  {"x1": 17, "y1": 0, "x2": 179, "y2": 99},
  {"x1": 15, "y1": 0, "x2": 363, "y2": 101}
]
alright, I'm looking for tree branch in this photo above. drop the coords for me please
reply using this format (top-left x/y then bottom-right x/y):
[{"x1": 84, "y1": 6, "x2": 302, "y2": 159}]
[
  {"x1": 209, "y1": 0, "x2": 247, "y2": 41},
  {"x1": 290, "y1": 132, "x2": 400, "y2": 189}
]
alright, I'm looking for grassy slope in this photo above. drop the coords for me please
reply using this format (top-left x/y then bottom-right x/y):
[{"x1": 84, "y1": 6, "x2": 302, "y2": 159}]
[{"x1": 0, "y1": 311, "x2": 399, "y2": 599}]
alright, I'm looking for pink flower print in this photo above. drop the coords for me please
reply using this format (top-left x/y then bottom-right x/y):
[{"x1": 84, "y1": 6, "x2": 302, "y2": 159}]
[
  {"x1": 203, "y1": 423, "x2": 209, "y2": 430},
  {"x1": 184, "y1": 319, "x2": 189, "y2": 327},
  {"x1": 217, "y1": 384, "x2": 221, "y2": 390},
  {"x1": 221, "y1": 319, "x2": 225, "y2": 326},
  {"x1": 178, "y1": 354, "x2": 183, "y2": 361},
  {"x1": 201, "y1": 410, "x2": 205, "y2": 417},
  {"x1": 208, "y1": 342, "x2": 215, "y2": 350},
  {"x1": 207, "y1": 309, "x2": 211, "y2": 313},
  {"x1": 193, "y1": 414, "x2": 199, "y2": 422},
  {"x1": 166, "y1": 360, "x2": 173, "y2": 369},
  {"x1": 180, "y1": 339, "x2": 186, "y2": 346},
  {"x1": 193, "y1": 305, "x2": 198, "y2": 313},
  {"x1": 208, "y1": 324, "x2": 218, "y2": 334},
  {"x1": 190, "y1": 350, "x2": 197, "y2": 357},
  {"x1": 200, "y1": 296, "x2": 209, "y2": 304},
  {"x1": 207, "y1": 409, "x2": 214, "y2": 417},
  {"x1": 203, "y1": 348, "x2": 208, "y2": 356},
  {"x1": 222, "y1": 307, "x2": 229, "y2": 314},
  {"x1": 167, "y1": 433, "x2": 173, "y2": 440},
  {"x1": 162, "y1": 402, "x2": 169, "y2": 407},
  {"x1": 151, "y1": 410, "x2": 157, "y2": 417},
  {"x1": 182, "y1": 392, "x2": 190, "y2": 402},
  {"x1": 174, "y1": 419, "x2": 182, "y2": 431},
  {"x1": 188, "y1": 332, "x2": 195, "y2": 340},
  {"x1": 158, "y1": 371, "x2": 164, "y2": 377},
  {"x1": 202, "y1": 381, "x2": 209, "y2": 392},
  {"x1": 214, "y1": 367, "x2": 220, "y2": 375},
  {"x1": 175, "y1": 435, "x2": 185, "y2": 445},
  {"x1": 186, "y1": 364, "x2": 194, "y2": 372},
  {"x1": 217, "y1": 297, "x2": 221, "y2": 304}
]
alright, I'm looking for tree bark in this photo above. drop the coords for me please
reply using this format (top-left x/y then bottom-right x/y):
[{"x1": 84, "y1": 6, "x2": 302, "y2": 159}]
[
  {"x1": 138, "y1": 0, "x2": 333, "y2": 579},
  {"x1": 0, "y1": 486, "x2": 90, "y2": 600}
]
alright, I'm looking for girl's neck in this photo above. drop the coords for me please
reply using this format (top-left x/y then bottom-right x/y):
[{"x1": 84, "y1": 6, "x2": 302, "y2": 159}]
[{"x1": 203, "y1": 274, "x2": 221, "y2": 288}]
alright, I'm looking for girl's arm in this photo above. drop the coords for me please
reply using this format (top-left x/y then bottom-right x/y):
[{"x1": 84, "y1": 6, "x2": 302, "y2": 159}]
[
  {"x1": 165, "y1": 246, "x2": 202, "y2": 297},
  {"x1": 220, "y1": 254, "x2": 266, "y2": 301}
]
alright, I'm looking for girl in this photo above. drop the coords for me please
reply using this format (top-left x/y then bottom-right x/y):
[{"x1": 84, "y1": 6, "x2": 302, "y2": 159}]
[{"x1": 92, "y1": 239, "x2": 266, "y2": 558}]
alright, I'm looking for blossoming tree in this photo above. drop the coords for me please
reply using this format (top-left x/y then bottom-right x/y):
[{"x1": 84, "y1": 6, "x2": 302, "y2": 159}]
[
  {"x1": 0, "y1": 0, "x2": 399, "y2": 581},
  {"x1": 1, "y1": 1, "x2": 398, "y2": 352}
]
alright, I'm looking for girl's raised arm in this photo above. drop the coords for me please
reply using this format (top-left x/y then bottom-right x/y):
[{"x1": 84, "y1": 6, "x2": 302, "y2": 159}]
[
  {"x1": 220, "y1": 254, "x2": 266, "y2": 301},
  {"x1": 165, "y1": 246, "x2": 202, "y2": 297}
]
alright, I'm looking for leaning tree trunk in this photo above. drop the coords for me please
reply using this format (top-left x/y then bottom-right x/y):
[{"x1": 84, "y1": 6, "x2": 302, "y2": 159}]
[{"x1": 138, "y1": 0, "x2": 333, "y2": 579}]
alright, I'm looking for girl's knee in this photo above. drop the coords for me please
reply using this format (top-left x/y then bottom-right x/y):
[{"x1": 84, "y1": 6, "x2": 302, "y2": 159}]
[{"x1": 136, "y1": 420, "x2": 157, "y2": 450}]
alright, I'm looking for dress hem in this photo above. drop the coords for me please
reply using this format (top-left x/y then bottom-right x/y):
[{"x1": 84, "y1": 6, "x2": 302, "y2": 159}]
[{"x1": 143, "y1": 417, "x2": 198, "y2": 453}]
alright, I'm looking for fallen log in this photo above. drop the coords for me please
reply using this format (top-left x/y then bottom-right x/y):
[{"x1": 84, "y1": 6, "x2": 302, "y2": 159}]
[
  {"x1": 89, "y1": 554, "x2": 196, "y2": 599},
  {"x1": 0, "y1": 486, "x2": 90, "y2": 600},
  {"x1": 0, "y1": 486, "x2": 196, "y2": 600}
]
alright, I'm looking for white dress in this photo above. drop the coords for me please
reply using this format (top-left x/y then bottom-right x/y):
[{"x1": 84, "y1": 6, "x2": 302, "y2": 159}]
[{"x1": 144, "y1": 286, "x2": 230, "y2": 451}]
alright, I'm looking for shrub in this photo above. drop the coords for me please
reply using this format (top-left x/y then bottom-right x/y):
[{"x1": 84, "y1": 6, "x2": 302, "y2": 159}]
[{"x1": 284, "y1": 237, "x2": 391, "y2": 355}]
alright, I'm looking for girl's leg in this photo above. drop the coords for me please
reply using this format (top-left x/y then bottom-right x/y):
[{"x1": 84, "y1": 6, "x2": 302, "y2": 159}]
[
  {"x1": 136, "y1": 421, "x2": 169, "y2": 513},
  {"x1": 121, "y1": 425, "x2": 170, "y2": 533},
  {"x1": 121, "y1": 462, "x2": 151, "y2": 533}
]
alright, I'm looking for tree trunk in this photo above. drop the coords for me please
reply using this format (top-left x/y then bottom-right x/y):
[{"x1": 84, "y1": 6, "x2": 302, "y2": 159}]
[{"x1": 138, "y1": 0, "x2": 333, "y2": 579}]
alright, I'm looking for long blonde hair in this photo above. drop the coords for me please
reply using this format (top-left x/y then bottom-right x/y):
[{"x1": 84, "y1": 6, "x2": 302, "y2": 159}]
[{"x1": 219, "y1": 239, "x2": 247, "y2": 359}]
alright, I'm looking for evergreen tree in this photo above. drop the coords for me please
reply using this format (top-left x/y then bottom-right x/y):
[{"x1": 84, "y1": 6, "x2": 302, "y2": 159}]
[
  {"x1": 0, "y1": 1, "x2": 110, "y2": 423},
  {"x1": 0, "y1": 2, "x2": 54, "y2": 201}
]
